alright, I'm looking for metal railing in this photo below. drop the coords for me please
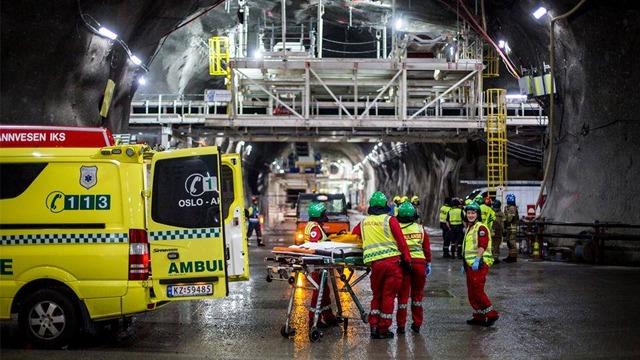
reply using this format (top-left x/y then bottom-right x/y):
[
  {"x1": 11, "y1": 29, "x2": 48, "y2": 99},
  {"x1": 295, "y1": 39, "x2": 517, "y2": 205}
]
[{"x1": 519, "y1": 219, "x2": 640, "y2": 264}]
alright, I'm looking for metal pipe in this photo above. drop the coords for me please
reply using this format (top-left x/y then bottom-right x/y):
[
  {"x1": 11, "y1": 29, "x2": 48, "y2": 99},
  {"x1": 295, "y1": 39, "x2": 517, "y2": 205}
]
[
  {"x1": 281, "y1": 0, "x2": 286, "y2": 58},
  {"x1": 317, "y1": 0, "x2": 323, "y2": 58}
]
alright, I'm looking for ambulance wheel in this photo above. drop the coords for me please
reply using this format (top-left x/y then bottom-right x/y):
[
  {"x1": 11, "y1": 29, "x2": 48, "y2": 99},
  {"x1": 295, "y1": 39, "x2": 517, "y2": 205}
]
[
  {"x1": 309, "y1": 327, "x2": 322, "y2": 342},
  {"x1": 280, "y1": 325, "x2": 295, "y2": 338},
  {"x1": 18, "y1": 288, "x2": 79, "y2": 348}
]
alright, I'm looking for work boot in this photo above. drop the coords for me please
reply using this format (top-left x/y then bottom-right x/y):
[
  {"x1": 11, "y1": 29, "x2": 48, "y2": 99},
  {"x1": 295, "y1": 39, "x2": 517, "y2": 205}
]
[
  {"x1": 466, "y1": 318, "x2": 485, "y2": 326},
  {"x1": 493, "y1": 258, "x2": 501, "y2": 265},
  {"x1": 257, "y1": 240, "x2": 265, "y2": 247},
  {"x1": 317, "y1": 317, "x2": 339, "y2": 329},
  {"x1": 370, "y1": 327, "x2": 378, "y2": 339},
  {"x1": 372, "y1": 330, "x2": 394, "y2": 339},
  {"x1": 397, "y1": 326, "x2": 405, "y2": 334},
  {"x1": 443, "y1": 251, "x2": 451, "y2": 259},
  {"x1": 484, "y1": 316, "x2": 499, "y2": 327},
  {"x1": 410, "y1": 324, "x2": 421, "y2": 333},
  {"x1": 503, "y1": 257, "x2": 516, "y2": 263}
]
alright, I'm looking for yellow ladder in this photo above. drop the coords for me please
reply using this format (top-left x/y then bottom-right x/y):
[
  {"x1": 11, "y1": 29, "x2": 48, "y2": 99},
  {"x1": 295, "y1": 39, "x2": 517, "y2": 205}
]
[
  {"x1": 482, "y1": 45, "x2": 499, "y2": 78},
  {"x1": 209, "y1": 36, "x2": 230, "y2": 76},
  {"x1": 485, "y1": 88, "x2": 507, "y2": 202}
]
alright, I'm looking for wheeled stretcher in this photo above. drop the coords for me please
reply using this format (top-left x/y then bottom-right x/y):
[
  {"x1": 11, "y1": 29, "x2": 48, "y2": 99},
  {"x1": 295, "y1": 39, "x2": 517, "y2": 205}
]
[{"x1": 265, "y1": 247, "x2": 370, "y2": 342}]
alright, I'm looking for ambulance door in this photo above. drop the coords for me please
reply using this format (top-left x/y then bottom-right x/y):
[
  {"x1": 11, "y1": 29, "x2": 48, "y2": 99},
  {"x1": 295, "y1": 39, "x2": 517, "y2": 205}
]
[
  {"x1": 220, "y1": 154, "x2": 250, "y2": 281},
  {"x1": 147, "y1": 147, "x2": 228, "y2": 301}
]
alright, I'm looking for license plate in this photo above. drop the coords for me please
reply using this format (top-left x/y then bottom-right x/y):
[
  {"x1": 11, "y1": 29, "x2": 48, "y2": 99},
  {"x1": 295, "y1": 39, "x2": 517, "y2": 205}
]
[{"x1": 167, "y1": 284, "x2": 213, "y2": 297}]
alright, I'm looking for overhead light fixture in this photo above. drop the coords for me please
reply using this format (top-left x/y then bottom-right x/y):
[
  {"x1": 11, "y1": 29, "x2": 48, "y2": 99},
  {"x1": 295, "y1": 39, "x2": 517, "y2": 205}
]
[
  {"x1": 253, "y1": 49, "x2": 263, "y2": 59},
  {"x1": 137, "y1": 76, "x2": 146, "y2": 86},
  {"x1": 130, "y1": 55, "x2": 142, "y2": 65},
  {"x1": 98, "y1": 26, "x2": 118, "y2": 40},
  {"x1": 532, "y1": 7, "x2": 547, "y2": 19},
  {"x1": 498, "y1": 40, "x2": 505, "y2": 49}
]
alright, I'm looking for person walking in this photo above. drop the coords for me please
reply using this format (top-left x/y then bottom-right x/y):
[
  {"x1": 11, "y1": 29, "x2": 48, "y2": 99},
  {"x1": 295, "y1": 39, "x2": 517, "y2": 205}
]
[
  {"x1": 447, "y1": 198, "x2": 464, "y2": 259},
  {"x1": 351, "y1": 191, "x2": 412, "y2": 339},
  {"x1": 462, "y1": 202, "x2": 499, "y2": 327},
  {"x1": 503, "y1": 194, "x2": 520, "y2": 263},
  {"x1": 395, "y1": 202, "x2": 432, "y2": 334},
  {"x1": 246, "y1": 196, "x2": 264, "y2": 246},
  {"x1": 439, "y1": 198, "x2": 453, "y2": 258}
]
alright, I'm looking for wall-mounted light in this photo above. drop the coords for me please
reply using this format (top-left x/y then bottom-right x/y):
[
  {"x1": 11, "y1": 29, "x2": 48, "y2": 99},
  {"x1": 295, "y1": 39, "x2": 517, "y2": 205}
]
[
  {"x1": 532, "y1": 7, "x2": 548, "y2": 19},
  {"x1": 98, "y1": 27, "x2": 118, "y2": 40},
  {"x1": 498, "y1": 40, "x2": 506, "y2": 48},
  {"x1": 137, "y1": 76, "x2": 146, "y2": 86}
]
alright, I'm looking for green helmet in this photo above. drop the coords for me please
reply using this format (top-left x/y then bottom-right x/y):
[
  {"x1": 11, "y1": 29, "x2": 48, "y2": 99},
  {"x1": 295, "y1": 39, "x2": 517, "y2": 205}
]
[
  {"x1": 464, "y1": 202, "x2": 481, "y2": 213},
  {"x1": 369, "y1": 191, "x2": 388, "y2": 208},
  {"x1": 397, "y1": 202, "x2": 416, "y2": 219},
  {"x1": 308, "y1": 202, "x2": 327, "y2": 219},
  {"x1": 474, "y1": 195, "x2": 484, "y2": 205}
]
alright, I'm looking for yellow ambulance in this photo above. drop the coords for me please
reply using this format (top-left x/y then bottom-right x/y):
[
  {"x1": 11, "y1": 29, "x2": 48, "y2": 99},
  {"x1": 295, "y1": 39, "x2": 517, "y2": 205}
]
[{"x1": 0, "y1": 126, "x2": 250, "y2": 347}]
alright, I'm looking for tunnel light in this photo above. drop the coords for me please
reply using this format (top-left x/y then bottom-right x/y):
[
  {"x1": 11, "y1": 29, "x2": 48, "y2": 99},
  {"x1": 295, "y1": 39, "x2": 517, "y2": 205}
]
[
  {"x1": 98, "y1": 27, "x2": 118, "y2": 40},
  {"x1": 253, "y1": 49, "x2": 263, "y2": 59},
  {"x1": 394, "y1": 18, "x2": 404, "y2": 31},
  {"x1": 217, "y1": 132, "x2": 224, "y2": 136},
  {"x1": 532, "y1": 7, "x2": 547, "y2": 19},
  {"x1": 130, "y1": 55, "x2": 143, "y2": 66},
  {"x1": 137, "y1": 76, "x2": 146, "y2": 86},
  {"x1": 498, "y1": 40, "x2": 505, "y2": 49}
]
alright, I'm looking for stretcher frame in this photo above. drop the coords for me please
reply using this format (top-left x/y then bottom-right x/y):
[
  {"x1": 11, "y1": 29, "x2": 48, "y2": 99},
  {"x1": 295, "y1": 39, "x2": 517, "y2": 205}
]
[{"x1": 265, "y1": 252, "x2": 370, "y2": 342}]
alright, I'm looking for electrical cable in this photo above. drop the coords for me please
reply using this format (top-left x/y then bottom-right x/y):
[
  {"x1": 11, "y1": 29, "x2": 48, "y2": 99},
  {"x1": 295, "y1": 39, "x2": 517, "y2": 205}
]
[
  {"x1": 322, "y1": 38, "x2": 376, "y2": 45},
  {"x1": 323, "y1": 48, "x2": 377, "y2": 54}
]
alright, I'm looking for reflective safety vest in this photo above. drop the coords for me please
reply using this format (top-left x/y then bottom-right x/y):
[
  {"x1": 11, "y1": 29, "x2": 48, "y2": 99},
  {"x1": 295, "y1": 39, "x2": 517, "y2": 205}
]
[
  {"x1": 361, "y1": 214, "x2": 401, "y2": 264},
  {"x1": 448, "y1": 208, "x2": 463, "y2": 225},
  {"x1": 401, "y1": 222, "x2": 425, "y2": 260},
  {"x1": 304, "y1": 221, "x2": 327, "y2": 242},
  {"x1": 439, "y1": 205, "x2": 451, "y2": 223},
  {"x1": 463, "y1": 222, "x2": 494, "y2": 267},
  {"x1": 480, "y1": 204, "x2": 495, "y2": 230},
  {"x1": 248, "y1": 205, "x2": 260, "y2": 223}
]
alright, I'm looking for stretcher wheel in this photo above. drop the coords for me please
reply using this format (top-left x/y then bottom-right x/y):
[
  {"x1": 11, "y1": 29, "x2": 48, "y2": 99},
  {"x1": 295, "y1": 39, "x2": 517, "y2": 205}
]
[
  {"x1": 309, "y1": 327, "x2": 322, "y2": 342},
  {"x1": 340, "y1": 274, "x2": 347, "y2": 282},
  {"x1": 343, "y1": 318, "x2": 349, "y2": 332},
  {"x1": 266, "y1": 274, "x2": 272, "y2": 282},
  {"x1": 288, "y1": 276, "x2": 296, "y2": 285},
  {"x1": 280, "y1": 325, "x2": 295, "y2": 338}
]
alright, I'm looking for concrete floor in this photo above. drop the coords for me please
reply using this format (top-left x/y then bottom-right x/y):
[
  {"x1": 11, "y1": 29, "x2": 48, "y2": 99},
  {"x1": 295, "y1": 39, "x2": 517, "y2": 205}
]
[{"x1": 2, "y1": 231, "x2": 640, "y2": 359}]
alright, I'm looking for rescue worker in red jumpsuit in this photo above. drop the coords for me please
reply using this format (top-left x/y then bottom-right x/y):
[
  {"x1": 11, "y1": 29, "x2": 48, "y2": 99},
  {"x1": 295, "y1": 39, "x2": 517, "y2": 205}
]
[
  {"x1": 304, "y1": 202, "x2": 338, "y2": 328},
  {"x1": 463, "y1": 202, "x2": 500, "y2": 326},
  {"x1": 395, "y1": 202, "x2": 432, "y2": 334},
  {"x1": 351, "y1": 191, "x2": 412, "y2": 339}
]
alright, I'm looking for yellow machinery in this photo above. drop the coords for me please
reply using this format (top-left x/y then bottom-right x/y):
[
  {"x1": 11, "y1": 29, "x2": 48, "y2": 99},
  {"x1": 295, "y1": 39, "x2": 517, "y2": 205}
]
[
  {"x1": 485, "y1": 88, "x2": 507, "y2": 202},
  {"x1": 482, "y1": 45, "x2": 499, "y2": 78},
  {"x1": 209, "y1": 36, "x2": 230, "y2": 76}
]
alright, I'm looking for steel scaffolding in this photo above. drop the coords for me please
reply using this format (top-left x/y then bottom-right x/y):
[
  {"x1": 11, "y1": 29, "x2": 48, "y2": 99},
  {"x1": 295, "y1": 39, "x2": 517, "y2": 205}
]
[{"x1": 485, "y1": 88, "x2": 507, "y2": 202}]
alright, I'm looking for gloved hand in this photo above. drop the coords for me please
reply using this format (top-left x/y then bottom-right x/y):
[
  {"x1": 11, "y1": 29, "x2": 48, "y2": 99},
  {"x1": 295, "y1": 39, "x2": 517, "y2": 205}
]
[
  {"x1": 471, "y1": 256, "x2": 481, "y2": 271},
  {"x1": 400, "y1": 260, "x2": 412, "y2": 273},
  {"x1": 425, "y1": 263, "x2": 432, "y2": 277}
]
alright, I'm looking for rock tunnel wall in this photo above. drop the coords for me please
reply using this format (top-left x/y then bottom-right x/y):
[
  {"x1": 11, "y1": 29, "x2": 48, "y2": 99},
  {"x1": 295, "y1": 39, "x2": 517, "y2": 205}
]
[
  {"x1": 1, "y1": 0, "x2": 218, "y2": 132},
  {"x1": 487, "y1": 0, "x2": 640, "y2": 225}
]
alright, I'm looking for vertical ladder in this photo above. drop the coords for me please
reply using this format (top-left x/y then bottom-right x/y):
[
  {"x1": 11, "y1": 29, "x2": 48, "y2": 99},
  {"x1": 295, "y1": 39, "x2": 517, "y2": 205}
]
[
  {"x1": 485, "y1": 88, "x2": 507, "y2": 202},
  {"x1": 482, "y1": 45, "x2": 499, "y2": 78},
  {"x1": 209, "y1": 36, "x2": 230, "y2": 76}
]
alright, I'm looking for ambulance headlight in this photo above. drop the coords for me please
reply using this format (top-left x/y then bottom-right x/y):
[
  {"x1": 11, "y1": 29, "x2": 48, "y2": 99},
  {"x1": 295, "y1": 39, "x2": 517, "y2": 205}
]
[{"x1": 126, "y1": 147, "x2": 135, "y2": 157}]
